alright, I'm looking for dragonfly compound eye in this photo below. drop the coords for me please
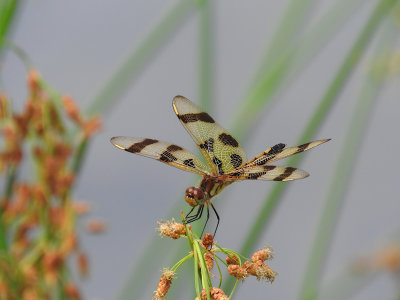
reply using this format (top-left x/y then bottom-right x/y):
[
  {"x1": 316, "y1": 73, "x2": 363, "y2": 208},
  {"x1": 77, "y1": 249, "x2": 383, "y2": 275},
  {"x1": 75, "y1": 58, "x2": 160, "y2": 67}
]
[{"x1": 185, "y1": 186, "x2": 204, "y2": 207}]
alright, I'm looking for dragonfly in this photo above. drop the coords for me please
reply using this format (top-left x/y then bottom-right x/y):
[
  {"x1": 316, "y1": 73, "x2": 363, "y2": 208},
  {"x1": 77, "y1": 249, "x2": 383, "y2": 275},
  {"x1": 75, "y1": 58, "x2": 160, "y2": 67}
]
[{"x1": 111, "y1": 96, "x2": 330, "y2": 236}]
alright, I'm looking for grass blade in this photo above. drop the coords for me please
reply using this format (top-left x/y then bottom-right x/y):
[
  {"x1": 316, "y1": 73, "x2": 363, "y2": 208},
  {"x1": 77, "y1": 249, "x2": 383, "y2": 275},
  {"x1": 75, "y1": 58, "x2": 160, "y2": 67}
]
[
  {"x1": 298, "y1": 13, "x2": 398, "y2": 300},
  {"x1": 252, "y1": 0, "x2": 317, "y2": 80},
  {"x1": 231, "y1": 0, "x2": 366, "y2": 141},
  {"x1": 224, "y1": 0, "x2": 397, "y2": 293},
  {"x1": 320, "y1": 270, "x2": 378, "y2": 300},
  {"x1": 0, "y1": 0, "x2": 20, "y2": 56},
  {"x1": 86, "y1": 0, "x2": 198, "y2": 116},
  {"x1": 198, "y1": 0, "x2": 213, "y2": 111}
]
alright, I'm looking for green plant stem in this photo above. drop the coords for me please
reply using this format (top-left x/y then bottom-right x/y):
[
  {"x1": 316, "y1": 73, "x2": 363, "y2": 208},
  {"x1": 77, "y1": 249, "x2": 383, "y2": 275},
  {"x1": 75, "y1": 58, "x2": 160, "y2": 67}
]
[
  {"x1": 224, "y1": 0, "x2": 397, "y2": 293},
  {"x1": 2, "y1": 41, "x2": 33, "y2": 69},
  {"x1": 5, "y1": 165, "x2": 16, "y2": 199},
  {"x1": 194, "y1": 243, "x2": 201, "y2": 298},
  {"x1": 298, "y1": 12, "x2": 398, "y2": 300},
  {"x1": 171, "y1": 253, "x2": 193, "y2": 271},
  {"x1": 252, "y1": 0, "x2": 316, "y2": 80},
  {"x1": 319, "y1": 270, "x2": 378, "y2": 300},
  {"x1": 288, "y1": 0, "x2": 364, "y2": 77},
  {"x1": 0, "y1": 214, "x2": 7, "y2": 252},
  {"x1": 198, "y1": 0, "x2": 213, "y2": 111},
  {"x1": 86, "y1": 0, "x2": 197, "y2": 116},
  {"x1": 214, "y1": 256, "x2": 223, "y2": 288},
  {"x1": 195, "y1": 242, "x2": 211, "y2": 300},
  {"x1": 0, "y1": 166, "x2": 17, "y2": 252},
  {"x1": 71, "y1": 138, "x2": 89, "y2": 175},
  {"x1": 231, "y1": 0, "x2": 365, "y2": 141},
  {"x1": 0, "y1": 0, "x2": 19, "y2": 56},
  {"x1": 397, "y1": 274, "x2": 400, "y2": 300}
]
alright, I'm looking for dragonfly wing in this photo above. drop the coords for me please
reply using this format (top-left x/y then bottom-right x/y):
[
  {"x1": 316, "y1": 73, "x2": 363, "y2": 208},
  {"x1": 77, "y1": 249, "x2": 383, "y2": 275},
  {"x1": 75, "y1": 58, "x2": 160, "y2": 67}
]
[
  {"x1": 111, "y1": 136, "x2": 210, "y2": 175},
  {"x1": 172, "y1": 95, "x2": 247, "y2": 175},
  {"x1": 247, "y1": 139, "x2": 330, "y2": 167},
  {"x1": 225, "y1": 165, "x2": 309, "y2": 181}
]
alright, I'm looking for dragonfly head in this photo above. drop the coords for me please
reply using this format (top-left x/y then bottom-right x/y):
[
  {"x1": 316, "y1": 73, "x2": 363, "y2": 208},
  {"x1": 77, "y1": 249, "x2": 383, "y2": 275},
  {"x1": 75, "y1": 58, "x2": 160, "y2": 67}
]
[{"x1": 185, "y1": 186, "x2": 206, "y2": 207}]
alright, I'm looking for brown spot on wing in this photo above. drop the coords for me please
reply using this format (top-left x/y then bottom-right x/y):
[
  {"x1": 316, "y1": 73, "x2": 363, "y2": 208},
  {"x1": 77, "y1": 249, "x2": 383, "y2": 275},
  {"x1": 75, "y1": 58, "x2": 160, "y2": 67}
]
[
  {"x1": 270, "y1": 143, "x2": 285, "y2": 154},
  {"x1": 230, "y1": 153, "x2": 243, "y2": 169},
  {"x1": 178, "y1": 112, "x2": 215, "y2": 123},
  {"x1": 295, "y1": 142, "x2": 310, "y2": 154},
  {"x1": 255, "y1": 144, "x2": 286, "y2": 166},
  {"x1": 212, "y1": 157, "x2": 224, "y2": 174},
  {"x1": 247, "y1": 172, "x2": 265, "y2": 179},
  {"x1": 199, "y1": 138, "x2": 214, "y2": 153},
  {"x1": 167, "y1": 144, "x2": 183, "y2": 152},
  {"x1": 183, "y1": 158, "x2": 196, "y2": 168},
  {"x1": 218, "y1": 133, "x2": 239, "y2": 147},
  {"x1": 255, "y1": 158, "x2": 268, "y2": 166},
  {"x1": 126, "y1": 138, "x2": 158, "y2": 153},
  {"x1": 229, "y1": 170, "x2": 243, "y2": 177},
  {"x1": 264, "y1": 165, "x2": 277, "y2": 172},
  {"x1": 273, "y1": 167, "x2": 296, "y2": 181},
  {"x1": 160, "y1": 151, "x2": 177, "y2": 163}
]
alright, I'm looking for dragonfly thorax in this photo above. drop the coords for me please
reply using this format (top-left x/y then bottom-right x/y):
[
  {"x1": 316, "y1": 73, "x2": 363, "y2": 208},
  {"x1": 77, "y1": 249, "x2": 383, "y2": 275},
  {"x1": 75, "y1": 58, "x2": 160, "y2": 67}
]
[{"x1": 185, "y1": 186, "x2": 208, "y2": 207}]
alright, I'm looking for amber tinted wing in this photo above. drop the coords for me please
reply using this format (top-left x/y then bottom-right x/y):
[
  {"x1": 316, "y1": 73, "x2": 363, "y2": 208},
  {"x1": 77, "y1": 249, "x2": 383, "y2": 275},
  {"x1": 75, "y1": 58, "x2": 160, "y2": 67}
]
[
  {"x1": 243, "y1": 139, "x2": 330, "y2": 168},
  {"x1": 110, "y1": 136, "x2": 210, "y2": 175},
  {"x1": 172, "y1": 95, "x2": 246, "y2": 175},
  {"x1": 225, "y1": 165, "x2": 309, "y2": 181},
  {"x1": 224, "y1": 139, "x2": 330, "y2": 182}
]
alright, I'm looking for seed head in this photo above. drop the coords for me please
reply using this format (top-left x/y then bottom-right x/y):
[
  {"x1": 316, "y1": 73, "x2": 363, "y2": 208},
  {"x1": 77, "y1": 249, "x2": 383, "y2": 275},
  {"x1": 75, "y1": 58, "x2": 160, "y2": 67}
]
[
  {"x1": 251, "y1": 245, "x2": 274, "y2": 262},
  {"x1": 64, "y1": 283, "x2": 81, "y2": 300},
  {"x1": 157, "y1": 219, "x2": 187, "y2": 239},
  {"x1": 201, "y1": 233, "x2": 214, "y2": 249},
  {"x1": 228, "y1": 264, "x2": 248, "y2": 280},
  {"x1": 246, "y1": 261, "x2": 277, "y2": 283},
  {"x1": 86, "y1": 219, "x2": 107, "y2": 234},
  {"x1": 77, "y1": 252, "x2": 89, "y2": 277},
  {"x1": 204, "y1": 251, "x2": 214, "y2": 272},
  {"x1": 199, "y1": 287, "x2": 229, "y2": 300},
  {"x1": 71, "y1": 200, "x2": 91, "y2": 215},
  {"x1": 62, "y1": 96, "x2": 81, "y2": 124},
  {"x1": 226, "y1": 254, "x2": 240, "y2": 265},
  {"x1": 82, "y1": 116, "x2": 101, "y2": 138},
  {"x1": 153, "y1": 268, "x2": 175, "y2": 299},
  {"x1": 374, "y1": 245, "x2": 400, "y2": 273}
]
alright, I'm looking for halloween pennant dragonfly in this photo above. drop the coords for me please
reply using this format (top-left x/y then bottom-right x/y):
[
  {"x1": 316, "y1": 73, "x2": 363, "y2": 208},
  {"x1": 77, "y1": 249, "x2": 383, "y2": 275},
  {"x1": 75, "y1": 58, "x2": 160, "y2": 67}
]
[{"x1": 111, "y1": 96, "x2": 330, "y2": 234}]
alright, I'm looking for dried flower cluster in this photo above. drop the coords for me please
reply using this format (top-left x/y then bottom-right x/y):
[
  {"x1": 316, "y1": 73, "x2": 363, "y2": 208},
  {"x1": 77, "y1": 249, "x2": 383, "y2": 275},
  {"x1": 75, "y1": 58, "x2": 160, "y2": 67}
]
[
  {"x1": 197, "y1": 287, "x2": 228, "y2": 300},
  {"x1": 154, "y1": 219, "x2": 277, "y2": 299},
  {"x1": 0, "y1": 70, "x2": 101, "y2": 299},
  {"x1": 227, "y1": 246, "x2": 277, "y2": 283},
  {"x1": 153, "y1": 268, "x2": 176, "y2": 300},
  {"x1": 157, "y1": 218, "x2": 190, "y2": 239},
  {"x1": 354, "y1": 244, "x2": 400, "y2": 274}
]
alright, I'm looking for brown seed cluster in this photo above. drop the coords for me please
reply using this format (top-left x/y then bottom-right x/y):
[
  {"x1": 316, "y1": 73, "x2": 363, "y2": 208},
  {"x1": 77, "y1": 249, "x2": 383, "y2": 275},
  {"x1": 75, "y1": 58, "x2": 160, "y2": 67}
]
[
  {"x1": 354, "y1": 244, "x2": 400, "y2": 274},
  {"x1": 157, "y1": 218, "x2": 190, "y2": 239},
  {"x1": 201, "y1": 233, "x2": 214, "y2": 248},
  {"x1": 227, "y1": 246, "x2": 277, "y2": 283},
  {"x1": 62, "y1": 95, "x2": 101, "y2": 138},
  {"x1": 153, "y1": 269, "x2": 176, "y2": 300},
  {"x1": 196, "y1": 287, "x2": 229, "y2": 300},
  {"x1": 86, "y1": 219, "x2": 107, "y2": 234},
  {"x1": 204, "y1": 251, "x2": 214, "y2": 272},
  {"x1": 0, "y1": 70, "x2": 101, "y2": 299}
]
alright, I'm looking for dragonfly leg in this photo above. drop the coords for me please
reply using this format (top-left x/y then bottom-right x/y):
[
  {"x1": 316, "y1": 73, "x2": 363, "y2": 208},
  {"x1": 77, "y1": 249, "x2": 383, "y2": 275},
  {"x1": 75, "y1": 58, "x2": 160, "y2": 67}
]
[
  {"x1": 210, "y1": 203, "x2": 220, "y2": 239},
  {"x1": 200, "y1": 204, "x2": 210, "y2": 238},
  {"x1": 186, "y1": 205, "x2": 204, "y2": 223},
  {"x1": 185, "y1": 206, "x2": 196, "y2": 220}
]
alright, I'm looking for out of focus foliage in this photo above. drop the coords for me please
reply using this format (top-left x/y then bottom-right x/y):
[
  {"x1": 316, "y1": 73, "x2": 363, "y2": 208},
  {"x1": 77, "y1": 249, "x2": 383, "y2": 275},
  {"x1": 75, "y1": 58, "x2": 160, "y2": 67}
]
[{"x1": 0, "y1": 70, "x2": 100, "y2": 299}]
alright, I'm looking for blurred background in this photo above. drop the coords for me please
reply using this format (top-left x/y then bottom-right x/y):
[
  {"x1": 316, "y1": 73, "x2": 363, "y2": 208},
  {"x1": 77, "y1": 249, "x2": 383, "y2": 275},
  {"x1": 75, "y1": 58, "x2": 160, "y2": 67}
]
[{"x1": 1, "y1": 0, "x2": 400, "y2": 299}]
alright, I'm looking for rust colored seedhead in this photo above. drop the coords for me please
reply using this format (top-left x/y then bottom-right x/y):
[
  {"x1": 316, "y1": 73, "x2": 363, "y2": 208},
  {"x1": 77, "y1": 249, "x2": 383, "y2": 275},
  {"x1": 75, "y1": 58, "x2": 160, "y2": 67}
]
[{"x1": 185, "y1": 186, "x2": 205, "y2": 207}]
